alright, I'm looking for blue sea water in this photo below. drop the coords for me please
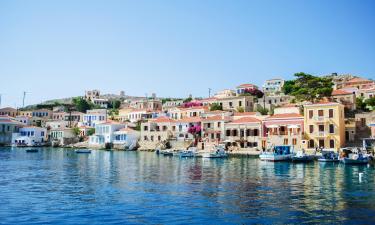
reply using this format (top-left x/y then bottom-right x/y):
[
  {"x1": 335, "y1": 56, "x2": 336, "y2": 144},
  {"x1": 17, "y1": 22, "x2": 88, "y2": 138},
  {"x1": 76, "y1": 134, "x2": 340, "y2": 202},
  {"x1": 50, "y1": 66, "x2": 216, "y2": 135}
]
[{"x1": 0, "y1": 147, "x2": 374, "y2": 225}]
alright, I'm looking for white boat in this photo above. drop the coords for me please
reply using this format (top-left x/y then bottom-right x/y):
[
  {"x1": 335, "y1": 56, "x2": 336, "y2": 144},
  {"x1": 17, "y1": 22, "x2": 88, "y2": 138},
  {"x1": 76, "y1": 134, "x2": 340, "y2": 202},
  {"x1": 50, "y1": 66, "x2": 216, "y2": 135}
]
[
  {"x1": 318, "y1": 150, "x2": 339, "y2": 162},
  {"x1": 202, "y1": 145, "x2": 228, "y2": 158},
  {"x1": 75, "y1": 149, "x2": 92, "y2": 154},
  {"x1": 259, "y1": 145, "x2": 293, "y2": 162},
  {"x1": 291, "y1": 151, "x2": 315, "y2": 162},
  {"x1": 179, "y1": 147, "x2": 198, "y2": 157},
  {"x1": 340, "y1": 147, "x2": 371, "y2": 165}
]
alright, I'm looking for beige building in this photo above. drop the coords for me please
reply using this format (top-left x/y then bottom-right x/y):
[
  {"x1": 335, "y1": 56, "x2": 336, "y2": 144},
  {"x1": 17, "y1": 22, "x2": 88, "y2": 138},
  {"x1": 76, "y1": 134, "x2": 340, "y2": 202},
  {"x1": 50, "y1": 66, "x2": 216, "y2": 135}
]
[
  {"x1": 331, "y1": 89, "x2": 356, "y2": 110},
  {"x1": 224, "y1": 117, "x2": 262, "y2": 150},
  {"x1": 201, "y1": 115, "x2": 231, "y2": 143},
  {"x1": 215, "y1": 95, "x2": 254, "y2": 112},
  {"x1": 0, "y1": 107, "x2": 18, "y2": 117},
  {"x1": 141, "y1": 117, "x2": 175, "y2": 142},
  {"x1": 303, "y1": 102, "x2": 345, "y2": 152}
]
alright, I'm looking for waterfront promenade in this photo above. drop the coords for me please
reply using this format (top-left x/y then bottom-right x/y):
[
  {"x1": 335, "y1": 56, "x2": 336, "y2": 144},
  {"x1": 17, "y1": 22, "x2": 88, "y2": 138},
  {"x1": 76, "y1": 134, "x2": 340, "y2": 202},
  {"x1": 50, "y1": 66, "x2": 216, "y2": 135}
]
[{"x1": 1, "y1": 147, "x2": 375, "y2": 224}]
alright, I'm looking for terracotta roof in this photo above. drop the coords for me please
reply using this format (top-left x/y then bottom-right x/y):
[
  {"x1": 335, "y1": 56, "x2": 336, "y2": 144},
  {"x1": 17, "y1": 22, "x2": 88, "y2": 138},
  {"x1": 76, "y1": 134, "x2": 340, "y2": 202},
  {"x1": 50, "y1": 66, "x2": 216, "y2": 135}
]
[
  {"x1": 100, "y1": 120, "x2": 124, "y2": 125},
  {"x1": 305, "y1": 101, "x2": 341, "y2": 106},
  {"x1": 0, "y1": 107, "x2": 17, "y2": 111},
  {"x1": 332, "y1": 89, "x2": 352, "y2": 96},
  {"x1": 229, "y1": 117, "x2": 261, "y2": 124},
  {"x1": 202, "y1": 115, "x2": 231, "y2": 122},
  {"x1": 266, "y1": 113, "x2": 303, "y2": 119},
  {"x1": 175, "y1": 117, "x2": 202, "y2": 123},
  {"x1": 118, "y1": 127, "x2": 136, "y2": 132},
  {"x1": 233, "y1": 112, "x2": 257, "y2": 116},
  {"x1": 347, "y1": 77, "x2": 372, "y2": 83},
  {"x1": 237, "y1": 84, "x2": 257, "y2": 88},
  {"x1": 151, "y1": 116, "x2": 175, "y2": 123}
]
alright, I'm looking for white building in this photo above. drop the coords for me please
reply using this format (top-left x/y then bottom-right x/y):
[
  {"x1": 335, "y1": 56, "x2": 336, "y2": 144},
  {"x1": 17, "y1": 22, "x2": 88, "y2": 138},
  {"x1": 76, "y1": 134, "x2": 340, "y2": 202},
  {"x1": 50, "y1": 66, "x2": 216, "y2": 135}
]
[
  {"x1": 0, "y1": 116, "x2": 24, "y2": 145},
  {"x1": 12, "y1": 126, "x2": 47, "y2": 146},
  {"x1": 89, "y1": 121, "x2": 126, "y2": 146},
  {"x1": 262, "y1": 78, "x2": 284, "y2": 95},
  {"x1": 82, "y1": 109, "x2": 107, "y2": 127},
  {"x1": 113, "y1": 127, "x2": 140, "y2": 150}
]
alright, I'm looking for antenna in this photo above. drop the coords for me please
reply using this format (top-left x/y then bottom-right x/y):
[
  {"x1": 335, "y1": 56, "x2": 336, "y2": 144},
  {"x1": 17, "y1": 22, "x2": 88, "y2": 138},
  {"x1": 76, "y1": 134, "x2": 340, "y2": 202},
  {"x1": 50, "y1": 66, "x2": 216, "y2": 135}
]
[
  {"x1": 22, "y1": 91, "x2": 28, "y2": 108},
  {"x1": 208, "y1": 88, "x2": 212, "y2": 98}
]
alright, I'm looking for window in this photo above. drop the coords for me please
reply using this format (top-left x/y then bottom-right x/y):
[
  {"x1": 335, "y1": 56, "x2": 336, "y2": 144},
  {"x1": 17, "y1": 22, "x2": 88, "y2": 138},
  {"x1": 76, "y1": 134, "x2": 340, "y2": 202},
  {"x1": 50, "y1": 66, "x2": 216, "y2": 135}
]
[
  {"x1": 207, "y1": 123, "x2": 211, "y2": 128},
  {"x1": 254, "y1": 129, "x2": 259, "y2": 136},
  {"x1": 144, "y1": 126, "x2": 148, "y2": 131},
  {"x1": 283, "y1": 138, "x2": 288, "y2": 145},
  {"x1": 233, "y1": 129, "x2": 238, "y2": 136},
  {"x1": 308, "y1": 140, "x2": 315, "y2": 148},
  {"x1": 318, "y1": 125, "x2": 324, "y2": 132},
  {"x1": 217, "y1": 122, "x2": 221, "y2": 128},
  {"x1": 329, "y1": 109, "x2": 334, "y2": 118},
  {"x1": 318, "y1": 110, "x2": 324, "y2": 117},
  {"x1": 330, "y1": 139, "x2": 335, "y2": 148},
  {"x1": 158, "y1": 136, "x2": 161, "y2": 141},
  {"x1": 229, "y1": 102, "x2": 233, "y2": 108},
  {"x1": 309, "y1": 125, "x2": 314, "y2": 133},
  {"x1": 292, "y1": 138, "x2": 297, "y2": 145},
  {"x1": 226, "y1": 130, "x2": 231, "y2": 136},
  {"x1": 144, "y1": 136, "x2": 148, "y2": 141},
  {"x1": 361, "y1": 118, "x2": 366, "y2": 127},
  {"x1": 329, "y1": 124, "x2": 334, "y2": 134},
  {"x1": 239, "y1": 101, "x2": 242, "y2": 107},
  {"x1": 309, "y1": 110, "x2": 313, "y2": 119},
  {"x1": 319, "y1": 139, "x2": 325, "y2": 148},
  {"x1": 150, "y1": 136, "x2": 154, "y2": 141}
]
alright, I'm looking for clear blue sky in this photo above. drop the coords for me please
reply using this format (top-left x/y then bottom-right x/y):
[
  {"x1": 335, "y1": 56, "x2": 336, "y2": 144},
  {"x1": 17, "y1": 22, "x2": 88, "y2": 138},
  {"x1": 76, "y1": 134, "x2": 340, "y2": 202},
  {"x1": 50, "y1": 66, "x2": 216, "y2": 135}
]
[{"x1": 0, "y1": 0, "x2": 374, "y2": 107}]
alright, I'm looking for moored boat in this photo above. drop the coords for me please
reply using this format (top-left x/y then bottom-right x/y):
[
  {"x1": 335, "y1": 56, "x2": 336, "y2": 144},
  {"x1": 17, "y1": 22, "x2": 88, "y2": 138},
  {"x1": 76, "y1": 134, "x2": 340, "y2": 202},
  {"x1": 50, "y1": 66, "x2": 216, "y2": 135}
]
[
  {"x1": 75, "y1": 149, "x2": 92, "y2": 154},
  {"x1": 26, "y1": 149, "x2": 39, "y2": 153},
  {"x1": 202, "y1": 145, "x2": 228, "y2": 158},
  {"x1": 259, "y1": 145, "x2": 293, "y2": 162},
  {"x1": 160, "y1": 150, "x2": 174, "y2": 156},
  {"x1": 318, "y1": 150, "x2": 339, "y2": 163},
  {"x1": 291, "y1": 151, "x2": 315, "y2": 162},
  {"x1": 179, "y1": 147, "x2": 198, "y2": 158},
  {"x1": 340, "y1": 148, "x2": 371, "y2": 165}
]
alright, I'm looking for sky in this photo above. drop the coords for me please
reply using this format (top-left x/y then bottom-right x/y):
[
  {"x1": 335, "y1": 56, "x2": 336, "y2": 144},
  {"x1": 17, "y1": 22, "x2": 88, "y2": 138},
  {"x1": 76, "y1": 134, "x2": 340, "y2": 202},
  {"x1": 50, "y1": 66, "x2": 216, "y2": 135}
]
[{"x1": 0, "y1": 0, "x2": 374, "y2": 107}]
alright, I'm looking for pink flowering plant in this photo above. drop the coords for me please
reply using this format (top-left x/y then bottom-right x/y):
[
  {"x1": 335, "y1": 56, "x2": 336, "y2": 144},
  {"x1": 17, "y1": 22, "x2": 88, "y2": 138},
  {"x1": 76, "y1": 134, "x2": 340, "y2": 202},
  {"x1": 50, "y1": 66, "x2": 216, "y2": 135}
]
[
  {"x1": 182, "y1": 101, "x2": 203, "y2": 108},
  {"x1": 243, "y1": 88, "x2": 264, "y2": 98}
]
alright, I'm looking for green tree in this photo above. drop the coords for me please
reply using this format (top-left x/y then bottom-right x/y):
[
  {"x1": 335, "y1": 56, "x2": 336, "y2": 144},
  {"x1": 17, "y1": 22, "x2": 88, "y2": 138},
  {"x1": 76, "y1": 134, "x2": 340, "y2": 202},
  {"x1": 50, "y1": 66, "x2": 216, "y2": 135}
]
[
  {"x1": 72, "y1": 97, "x2": 93, "y2": 112},
  {"x1": 183, "y1": 97, "x2": 193, "y2": 103},
  {"x1": 87, "y1": 128, "x2": 95, "y2": 136},
  {"x1": 356, "y1": 97, "x2": 367, "y2": 111},
  {"x1": 282, "y1": 72, "x2": 333, "y2": 102},
  {"x1": 236, "y1": 106, "x2": 245, "y2": 113},
  {"x1": 72, "y1": 127, "x2": 80, "y2": 136},
  {"x1": 210, "y1": 103, "x2": 223, "y2": 111},
  {"x1": 256, "y1": 104, "x2": 269, "y2": 115},
  {"x1": 365, "y1": 97, "x2": 375, "y2": 108}
]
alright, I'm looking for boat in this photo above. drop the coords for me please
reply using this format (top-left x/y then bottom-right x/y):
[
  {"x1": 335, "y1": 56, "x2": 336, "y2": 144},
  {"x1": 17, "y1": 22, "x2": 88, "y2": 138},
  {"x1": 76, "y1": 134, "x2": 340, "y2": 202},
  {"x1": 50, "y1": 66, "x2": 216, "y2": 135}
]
[
  {"x1": 202, "y1": 145, "x2": 228, "y2": 158},
  {"x1": 291, "y1": 151, "x2": 315, "y2": 162},
  {"x1": 26, "y1": 149, "x2": 39, "y2": 153},
  {"x1": 340, "y1": 148, "x2": 371, "y2": 165},
  {"x1": 75, "y1": 149, "x2": 92, "y2": 154},
  {"x1": 160, "y1": 150, "x2": 174, "y2": 156},
  {"x1": 179, "y1": 147, "x2": 198, "y2": 158},
  {"x1": 259, "y1": 145, "x2": 293, "y2": 162},
  {"x1": 318, "y1": 150, "x2": 339, "y2": 162}
]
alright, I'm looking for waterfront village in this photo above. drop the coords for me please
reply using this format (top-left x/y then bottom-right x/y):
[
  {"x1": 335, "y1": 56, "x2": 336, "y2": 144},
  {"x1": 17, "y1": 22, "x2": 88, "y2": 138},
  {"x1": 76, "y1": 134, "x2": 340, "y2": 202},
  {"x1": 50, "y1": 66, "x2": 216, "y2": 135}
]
[{"x1": 1, "y1": 72, "x2": 375, "y2": 162}]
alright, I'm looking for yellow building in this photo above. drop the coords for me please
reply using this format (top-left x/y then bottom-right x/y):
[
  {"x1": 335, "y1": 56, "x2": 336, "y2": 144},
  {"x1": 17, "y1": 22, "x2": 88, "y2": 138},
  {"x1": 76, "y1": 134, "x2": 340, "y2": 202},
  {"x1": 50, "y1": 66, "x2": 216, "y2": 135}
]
[{"x1": 303, "y1": 102, "x2": 345, "y2": 152}]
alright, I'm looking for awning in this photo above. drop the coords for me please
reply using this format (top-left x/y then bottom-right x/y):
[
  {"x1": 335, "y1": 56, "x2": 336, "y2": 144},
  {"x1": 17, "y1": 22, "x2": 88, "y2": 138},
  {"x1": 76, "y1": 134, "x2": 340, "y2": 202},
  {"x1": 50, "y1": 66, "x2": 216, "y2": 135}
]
[
  {"x1": 287, "y1": 125, "x2": 300, "y2": 129},
  {"x1": 267, "y1": 125, "x2": 280, "y2": 128},
  {"x1": 369, "y1": 123, "x2": 375, "y2": 127}
]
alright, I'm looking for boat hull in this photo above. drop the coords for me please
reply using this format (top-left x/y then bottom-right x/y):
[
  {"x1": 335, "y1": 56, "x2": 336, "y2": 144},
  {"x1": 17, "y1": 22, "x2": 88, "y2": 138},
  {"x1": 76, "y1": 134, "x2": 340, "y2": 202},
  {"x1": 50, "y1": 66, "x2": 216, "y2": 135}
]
[
  {"x1": 201, "y1": 153, "x2": 228, "y2": 158},
  {"x1": 291, "y1": 155, "x2": 315, "y2": 163},
  {"x1": 341, "y1": 158, "x2": 369, "y2": 165},
  {"x1": 318, "y1": 158, "x2": 339, "y2": 163},
  {"x1": 259, "y1": 154, "x2": 292, "y2": 162},
  {"x1": 75, "y1": 149, "x2": 92, "y2": 154}
]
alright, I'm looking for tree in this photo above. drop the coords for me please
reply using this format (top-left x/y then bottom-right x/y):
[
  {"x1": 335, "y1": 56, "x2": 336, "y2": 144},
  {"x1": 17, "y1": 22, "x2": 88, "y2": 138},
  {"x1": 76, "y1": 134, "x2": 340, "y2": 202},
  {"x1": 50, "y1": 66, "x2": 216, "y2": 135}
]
[
  {"x1": 242, "y1": 88, "x2": 264, "y2": 98},
  {"x1": 282, "y1": 72, "x2": 333, "y2": 102},
  {"x1": 256, "y1": 104, "x2": 269, "y2": 115},
  {"x1": 183, "y1": 97, "x2": 193, "y2": 103},
  {"x1": 365, "y1": 97, "x2": 375, "y2": 108},
  {"x1": 87, "y1": 128, "x2": 95, "y2": 136},
  {"x1": 236, "y1": 106, "x2": 245, "y2": 113},
  {"x1": 210, "y1": 103, "x2": 223, "y2": 111},
  {"x1": 72, "y1": 97, "x2": 93, "y2": 113},
  {"x1": 356, "y1": 97, "x2": 367, "y2": 111},
  {"x1": 72, "y1": 127, "x2": 80, "y2": 136}
]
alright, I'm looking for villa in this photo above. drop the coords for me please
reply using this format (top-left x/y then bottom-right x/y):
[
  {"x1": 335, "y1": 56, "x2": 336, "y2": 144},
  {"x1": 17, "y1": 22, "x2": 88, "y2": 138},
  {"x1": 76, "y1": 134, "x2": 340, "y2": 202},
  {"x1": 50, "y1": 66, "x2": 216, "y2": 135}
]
[
  {"x1": 174, "y1": 117, "x2": 201, "y2": 141},
  {"x1": 225, "y1": 117, "x2": 262, "y2": 150},
  {"x1": 236, "y1": 83, "x2": 258, "y2": 95},
  {"x1": 89, "y1": 121, "x2": 126, "y2": 147},
  {"x1": 82, "y1": 109, "x2": 107, "y2": 127},
  {"x1": 262, "y1": 78, "x2": 285, "y2": 95},
  {"x1": 113, "y1": 127, "x2": 140, "y2": 150},
  {"x1": 12, "y1": 126, "x2": 47, "y2": 146},
  {"x1": 140, "y1": 117, "x2": 176, "y2": 143},
  {"x1": 215, "y1": 95, "x2": 255, "y2": 112},
  {"x1": 201, "y1": 114, "x2": 231, "y2": 143}
]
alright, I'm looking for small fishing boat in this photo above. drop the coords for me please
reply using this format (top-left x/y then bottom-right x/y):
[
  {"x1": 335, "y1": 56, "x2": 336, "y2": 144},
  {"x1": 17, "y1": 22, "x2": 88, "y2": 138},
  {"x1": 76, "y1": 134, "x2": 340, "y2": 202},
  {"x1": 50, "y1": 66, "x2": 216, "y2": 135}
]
[
  {"x1": 160, "y1": 150, "x2": 174, "y2": 156},
  {"x1": 259, "y1": 145, "x2": 293, "y2": 162},
  {"x1": 291, "y1": 151, "x2": 315, "y2": 162},
  {"x1": 340, "y1": 148, "x2": 370, "y2": 165},
  {"x1": 26, "y1": 149, "x2": 39, "y2": 153},
  {"x1": 179, "y1": 147, "x2": 198, "y2": 158},
  {"x1": 318, "y1": 150, "x2": 339, "y2": 162},
  {"x1": 202, "y1": 145, "x2": 228, "y2": 158},
  {"x1": 75, "y1": 149, "x2": 92, "y2": 154}
]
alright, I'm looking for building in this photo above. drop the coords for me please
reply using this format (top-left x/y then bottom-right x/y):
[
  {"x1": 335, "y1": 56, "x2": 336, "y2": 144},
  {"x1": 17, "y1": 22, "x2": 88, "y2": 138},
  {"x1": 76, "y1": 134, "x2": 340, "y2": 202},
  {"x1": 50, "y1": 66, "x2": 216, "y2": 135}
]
[
  {"x1": 85, "y1": 89, "x2": 100, "y2": 101},
  {"x1": 262, "y1": 113, "x2": 304, "y2": 151},
  {"x1": 92, "y1": 98, "x2": 109, "y2": 108},
  {"x1": 262, "y1": 78, "x2": 284, "y2": 95},
  {"x1": 215, "y1": 95, "x2": 254, "y2": 112},
  {"x1": 331, "y1": 89, "x2": 356, "y2": 110},
  {"x1": 214, "y1": 89, "x2": 236, "y2": 99},
  {"x1": 0, "y1": 107, "x2": 18, "y2": 117},
  {"x1": 45, "y1": 120, "x2": 69, "y2": 130},
  {"x1": 341, "y1": 77, "x2": 374, "y2": 90},
  {"x1": 225, "y1": 117, "x2": 262, "y2": 150},
  {"x1": 303, "y1": 102, "x2": 345, "y2": 152},
  {"x1": 32, "y1": 109, "x2": 53, "y2": 119},
  {"x1": 140, "y1": 117, "x2": 175, "y2": 143},
  {"x1": 82, "y1": 109, "x2": 107, "y2": 127},
  {"x1": 49, "y1": 128, "x2": 77, "y2": 146},
  {"x1": 355, "y1": 111, "x2": 375, "y2": 139},
  {"x1": 12, "y1": 126, "x2": 47, "y2": 146},
  {"x1": 118, "y1": 108, "x2": 155, "y2": 123},
  {"x1": 89, "y1": 121, "x2": 126, "y2": 146},
  {"x1": 113, "y1": 127, "x2": 140, "y2": 150},
  {"x1": 201, "y1": 115, "x2": 231, "y2": 143},
  {"x1": 14, "y1": 115, "x2": 33, "y2": 126},
  {"x1": 162, "y1": 100, "x2": 184, "y2": 110},
  {"x1": 236, "y1": 84, "x2": 258, "y2": 95},
  {"x1": 129, "y1": 98, "x2": 162, "y2": 111},
  {"x1": 174, "y1": 117, "x2": 201, "y2": 141},
  {"x1": 0, "y1": 116, "x2": 24, "y2": 145},
  {"x1": 255, "y1": 95, "x2": 292, "y2": 111}
]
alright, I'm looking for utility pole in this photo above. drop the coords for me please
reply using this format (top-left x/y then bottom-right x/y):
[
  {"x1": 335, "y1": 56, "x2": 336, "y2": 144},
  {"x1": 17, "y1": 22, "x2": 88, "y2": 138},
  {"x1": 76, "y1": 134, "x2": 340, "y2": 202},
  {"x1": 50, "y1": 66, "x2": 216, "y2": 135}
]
[
  {"x1": 22, "y1": 91, "x2": 27, "y2": 108},
  {"x1": 208, "y1": 88, "x2": 212, "y2": 98},
  {"x1": 0, "y1": 94, "x2": 2, "y2": 108}
]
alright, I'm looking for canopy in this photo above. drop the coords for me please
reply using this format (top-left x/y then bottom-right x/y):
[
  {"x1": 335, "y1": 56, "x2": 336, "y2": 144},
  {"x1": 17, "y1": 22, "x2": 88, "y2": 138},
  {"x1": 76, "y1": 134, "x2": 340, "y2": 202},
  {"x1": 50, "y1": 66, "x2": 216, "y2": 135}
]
[
  {"x1": 287, "y1": 125, "x2": 300, "y2": 129},
  {"x1": 267, "y1": 125, "x2": 280, "y2": 128}
]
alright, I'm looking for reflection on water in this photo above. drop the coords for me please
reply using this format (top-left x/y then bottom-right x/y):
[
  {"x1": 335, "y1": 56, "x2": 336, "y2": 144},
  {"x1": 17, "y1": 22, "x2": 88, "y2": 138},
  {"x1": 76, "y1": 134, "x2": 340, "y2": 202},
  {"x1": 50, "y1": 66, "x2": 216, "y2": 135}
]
[{"x1": 0, "y1": 147, "x2": 374, "y2": 224}]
